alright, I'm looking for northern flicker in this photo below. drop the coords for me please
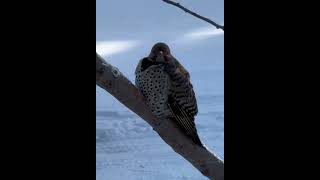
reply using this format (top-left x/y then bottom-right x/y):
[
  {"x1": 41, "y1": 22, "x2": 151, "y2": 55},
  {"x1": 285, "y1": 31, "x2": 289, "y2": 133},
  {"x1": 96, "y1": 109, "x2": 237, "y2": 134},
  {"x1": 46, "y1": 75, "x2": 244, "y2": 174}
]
[{"x1": 135, "y1": 42, "x2": 203, "y2": 147}]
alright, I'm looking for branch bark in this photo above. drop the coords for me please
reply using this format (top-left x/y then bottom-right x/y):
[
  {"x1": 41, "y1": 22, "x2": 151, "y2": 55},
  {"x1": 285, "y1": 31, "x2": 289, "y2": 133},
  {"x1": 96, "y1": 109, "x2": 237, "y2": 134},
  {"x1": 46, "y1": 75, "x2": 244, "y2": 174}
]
[
  {"x1": 96, "y1": 53, "x2": 224, "y2": 180},
  {"x1": 162, "y1": 0, "x2": 224, "y2": 31}
]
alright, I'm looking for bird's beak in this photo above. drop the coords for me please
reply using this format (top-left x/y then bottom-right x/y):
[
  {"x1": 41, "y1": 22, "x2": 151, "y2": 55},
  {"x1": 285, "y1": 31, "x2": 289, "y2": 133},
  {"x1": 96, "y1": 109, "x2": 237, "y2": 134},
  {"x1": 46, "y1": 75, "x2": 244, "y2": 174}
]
[{"x1": 156, "y1": 52, "x2": 166, "y2": 63}]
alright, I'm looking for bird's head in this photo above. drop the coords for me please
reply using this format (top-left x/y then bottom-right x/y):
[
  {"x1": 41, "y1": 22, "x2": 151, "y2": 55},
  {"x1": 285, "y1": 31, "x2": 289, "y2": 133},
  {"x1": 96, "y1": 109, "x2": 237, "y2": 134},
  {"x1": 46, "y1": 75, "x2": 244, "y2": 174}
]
[
  {"x1": 147, "y1": 42, "x2": 190, "y2": 80},
  {"x1": 148, "y1": 42, "x2": 173, "y2": 63}
]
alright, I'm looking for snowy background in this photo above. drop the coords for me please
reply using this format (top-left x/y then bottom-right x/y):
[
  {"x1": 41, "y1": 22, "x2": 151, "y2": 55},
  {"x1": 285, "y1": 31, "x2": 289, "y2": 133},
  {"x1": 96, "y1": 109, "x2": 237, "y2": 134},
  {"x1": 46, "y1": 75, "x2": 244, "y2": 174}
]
[{"x1": 96, "y1": 0, "x2": 224, "y2": 179}]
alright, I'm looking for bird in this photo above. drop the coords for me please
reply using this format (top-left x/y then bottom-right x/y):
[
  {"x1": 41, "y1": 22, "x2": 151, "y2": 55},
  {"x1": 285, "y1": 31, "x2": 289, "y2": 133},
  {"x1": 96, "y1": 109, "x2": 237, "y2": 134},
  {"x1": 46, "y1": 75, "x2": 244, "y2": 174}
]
[{"x1": 135, "y1": 42, "x2": 203, "y2": 147}]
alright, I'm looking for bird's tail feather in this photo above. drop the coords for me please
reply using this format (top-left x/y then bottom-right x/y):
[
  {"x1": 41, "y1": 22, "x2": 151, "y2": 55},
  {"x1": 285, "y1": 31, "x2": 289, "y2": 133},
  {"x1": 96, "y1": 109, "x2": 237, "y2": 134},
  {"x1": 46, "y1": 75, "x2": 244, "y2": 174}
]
[{"x1": 191, "y1": 133, "x2": 204, "y2": 147}]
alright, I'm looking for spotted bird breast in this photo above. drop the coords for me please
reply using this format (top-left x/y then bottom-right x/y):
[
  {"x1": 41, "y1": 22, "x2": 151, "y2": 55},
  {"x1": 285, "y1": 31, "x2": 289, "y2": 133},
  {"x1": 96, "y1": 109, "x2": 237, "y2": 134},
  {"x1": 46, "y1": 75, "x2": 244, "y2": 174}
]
[{"x1": 135, "y1": 63, "x2": 172, "y2": 118}]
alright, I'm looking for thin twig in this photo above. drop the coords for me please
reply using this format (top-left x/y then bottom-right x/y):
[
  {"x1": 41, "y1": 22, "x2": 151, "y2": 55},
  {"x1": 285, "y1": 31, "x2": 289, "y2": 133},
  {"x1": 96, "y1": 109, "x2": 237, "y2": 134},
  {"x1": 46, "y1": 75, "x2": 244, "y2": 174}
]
[{"x1": 162, "y1": 0, "x2": 224, "y2": 31}]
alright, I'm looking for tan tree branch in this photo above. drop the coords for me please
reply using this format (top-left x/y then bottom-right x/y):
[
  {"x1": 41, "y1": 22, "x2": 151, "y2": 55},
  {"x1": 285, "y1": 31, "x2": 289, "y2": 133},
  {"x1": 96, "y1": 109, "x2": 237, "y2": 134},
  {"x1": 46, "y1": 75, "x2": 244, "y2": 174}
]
[
  {"x1": 96, "y1": 53, "x2": 224, "y2": 180},
  {"x1": 162, "y1": 0, "x2": 224, "y2": 31}
]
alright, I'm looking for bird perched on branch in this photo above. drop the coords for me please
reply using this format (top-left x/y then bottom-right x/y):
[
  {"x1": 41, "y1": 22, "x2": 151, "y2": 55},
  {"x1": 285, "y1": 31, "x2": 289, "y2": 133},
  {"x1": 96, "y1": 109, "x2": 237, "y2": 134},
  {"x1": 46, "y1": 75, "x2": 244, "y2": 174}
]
[{"x1": 135, "y1": 42, "x2": 203, "y2": 147}]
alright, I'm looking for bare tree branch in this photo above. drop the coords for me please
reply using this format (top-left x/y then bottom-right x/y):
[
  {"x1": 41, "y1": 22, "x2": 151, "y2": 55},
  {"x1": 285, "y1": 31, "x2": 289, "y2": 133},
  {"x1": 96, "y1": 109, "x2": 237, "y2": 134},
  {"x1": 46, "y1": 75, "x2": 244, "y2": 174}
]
[
  {"x1": 162, "y1": 0, "x2": 224, "y2": 31},
  {"x1": 96, "y1": 53, "x2": 224, "y2": 180}
]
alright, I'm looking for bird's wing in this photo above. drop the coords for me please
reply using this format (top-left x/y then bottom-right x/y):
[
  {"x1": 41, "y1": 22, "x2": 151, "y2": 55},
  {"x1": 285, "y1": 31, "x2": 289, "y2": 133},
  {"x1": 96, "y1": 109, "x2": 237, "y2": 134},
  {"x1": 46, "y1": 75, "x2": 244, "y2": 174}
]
[
  {"x1": 167, "y1": 95, "x2": 202, "y2": 146},
  {"x1": 169, "y1": 62, "x2": 198, "y2": 117},
  {"x1": 167, "y1": 66, "x2": 201, "y2": 146}
]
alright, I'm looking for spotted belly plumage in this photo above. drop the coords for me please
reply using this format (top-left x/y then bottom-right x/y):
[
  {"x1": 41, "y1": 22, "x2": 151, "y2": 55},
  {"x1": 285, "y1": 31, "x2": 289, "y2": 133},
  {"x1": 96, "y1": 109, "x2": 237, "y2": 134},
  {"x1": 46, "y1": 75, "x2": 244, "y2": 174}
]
[{"x1": 135, "y1": 60, "x2": 172, "y2": 119}]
